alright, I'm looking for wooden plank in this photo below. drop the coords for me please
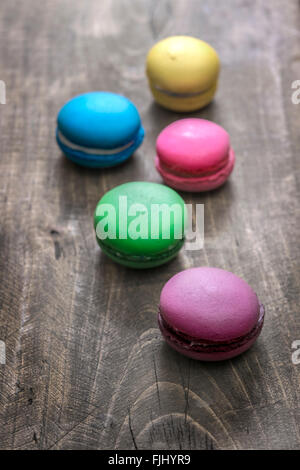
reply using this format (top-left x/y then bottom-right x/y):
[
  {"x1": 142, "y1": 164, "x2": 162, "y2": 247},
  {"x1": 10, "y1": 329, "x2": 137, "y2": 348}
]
[{"x1": 0, "y1": 0, "x2": 299, "y2": 449}]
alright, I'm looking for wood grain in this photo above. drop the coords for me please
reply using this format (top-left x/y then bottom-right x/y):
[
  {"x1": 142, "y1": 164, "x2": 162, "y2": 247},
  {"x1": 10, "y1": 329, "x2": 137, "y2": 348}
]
[{"x1": 0, "y1": 0, "x2": 299, "y2": 450}]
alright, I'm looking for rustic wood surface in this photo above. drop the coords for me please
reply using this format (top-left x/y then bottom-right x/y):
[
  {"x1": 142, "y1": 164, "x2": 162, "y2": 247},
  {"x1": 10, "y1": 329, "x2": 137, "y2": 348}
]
[{"x1": 0, "y1": 0, "x2": 299, "y2": 450}]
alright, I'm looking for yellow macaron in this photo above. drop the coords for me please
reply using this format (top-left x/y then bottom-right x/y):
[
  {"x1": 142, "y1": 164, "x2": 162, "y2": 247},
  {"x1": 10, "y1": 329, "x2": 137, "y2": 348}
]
[{"x1": 146, "y1": 36, "x2": 220, "y2": 112}]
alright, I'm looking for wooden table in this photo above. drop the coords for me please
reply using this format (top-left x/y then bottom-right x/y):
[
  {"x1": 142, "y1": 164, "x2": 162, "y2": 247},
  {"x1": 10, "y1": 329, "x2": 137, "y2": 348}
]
[{"x1": 0, "y1": 0, "x2": 299, "y2": 450}]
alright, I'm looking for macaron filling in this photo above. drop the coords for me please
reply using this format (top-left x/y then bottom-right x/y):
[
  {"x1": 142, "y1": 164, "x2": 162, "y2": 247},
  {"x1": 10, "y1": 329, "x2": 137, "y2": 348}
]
[
  {"x1": 56, "y1": 126, "x2": 144, "y2": 162},
  {"x1": 152, "y1": 83, "x2": 215, "y2": 98},
  {"x1": 98, "y1": 238, "x2": 184, "y2": 264},
  {"x1": 57, "y1": 130, "x2": 135, "y2": 155},
  {"x1": 157, "y1": 148, "x2": 233, "y2": 178},
  {"x1": 158, "y1": 303, "x2": 265, "y2": 353},
  {"x1": 155, "y1": 148, "x2": 235, "y2": 189}
]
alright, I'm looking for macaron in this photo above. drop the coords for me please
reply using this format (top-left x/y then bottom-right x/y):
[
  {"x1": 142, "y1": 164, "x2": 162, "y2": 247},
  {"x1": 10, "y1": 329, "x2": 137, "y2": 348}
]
[
  {"x1": 155, "y1": 118, "x2": 235, "y2": 192},
  {"x1": 146, "y1": 36, "x2": 220, "y2": 112},
  {"x1": 56, "y1": 92, "x2": 144, "y2": 168},
  {"x1": 94, "y1": 182, "x2": 185, "y2": 268},
  {"x1": 158, "y1": 267, "x2": 265, "y2": 361}
]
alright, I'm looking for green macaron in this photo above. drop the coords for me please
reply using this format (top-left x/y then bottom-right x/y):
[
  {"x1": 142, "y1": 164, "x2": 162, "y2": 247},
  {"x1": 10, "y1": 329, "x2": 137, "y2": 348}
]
[{"x1": 94, "y1": 182, "x2": 185, "y2": 268}]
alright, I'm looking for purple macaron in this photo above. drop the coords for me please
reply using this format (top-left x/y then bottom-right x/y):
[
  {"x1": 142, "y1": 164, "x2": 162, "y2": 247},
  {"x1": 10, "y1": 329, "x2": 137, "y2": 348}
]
[{"x1": 158, "y1": 267, "x2": 265, "y2": 361}]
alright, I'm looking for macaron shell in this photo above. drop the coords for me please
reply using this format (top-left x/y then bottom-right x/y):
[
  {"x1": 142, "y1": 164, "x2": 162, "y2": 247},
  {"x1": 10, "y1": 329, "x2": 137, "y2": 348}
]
[
  {"x1": 94, "y1": 182, "x2": 186, "y2": 265},
  {"x1": 156, "y1": 119, "x2": 230, "y2": 173},
  {"x1": 57, "y1": 92, "x2": 142, "y2": 149},
  {"x1": 155, "y1": 148, "x2": 235, "y2": 192},
  {"x1": 159, "y1": 267, "x2": 261, "y2": 342},
  {"x1": 146, "y1": 36, "x2": 220, "y2": 94}
]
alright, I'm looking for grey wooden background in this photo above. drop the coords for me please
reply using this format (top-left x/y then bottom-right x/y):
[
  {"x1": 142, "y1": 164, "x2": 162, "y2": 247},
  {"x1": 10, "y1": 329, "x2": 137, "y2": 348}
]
[{"x1": 0, "y1": 0, "x2": 299, "y2": 450}]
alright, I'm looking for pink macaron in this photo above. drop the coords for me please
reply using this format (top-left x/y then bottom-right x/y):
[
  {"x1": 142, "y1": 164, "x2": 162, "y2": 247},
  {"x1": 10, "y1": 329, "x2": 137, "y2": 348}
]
[
  {"x1": 155, "y1": 118, "x2": 235, "y2": 192},
  {"x1": 158, "y1": 267, "x2": 265, "y2": 361}
]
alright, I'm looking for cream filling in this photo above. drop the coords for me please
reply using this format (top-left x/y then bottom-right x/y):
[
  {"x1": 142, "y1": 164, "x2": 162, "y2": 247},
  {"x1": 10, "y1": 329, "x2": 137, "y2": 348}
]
[
  {"x1": 58, "y1": 130, "x2": 134, "y2": 155},
  {"x1": 152, "y1": 83, "x2": 213, "y2": 98}
]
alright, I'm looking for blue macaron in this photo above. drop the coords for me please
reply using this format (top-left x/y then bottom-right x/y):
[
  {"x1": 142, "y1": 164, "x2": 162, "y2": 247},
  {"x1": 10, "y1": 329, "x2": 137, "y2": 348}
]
[{"x1": 56, "y1": 92, "x2": 145, "y2": 168}]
